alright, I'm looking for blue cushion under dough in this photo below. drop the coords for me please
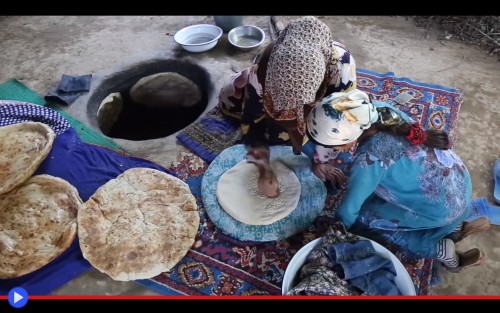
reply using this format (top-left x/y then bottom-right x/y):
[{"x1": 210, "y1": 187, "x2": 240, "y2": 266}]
[{"x1": 201, "y1": 144, "x2": 327, "y2": 242}]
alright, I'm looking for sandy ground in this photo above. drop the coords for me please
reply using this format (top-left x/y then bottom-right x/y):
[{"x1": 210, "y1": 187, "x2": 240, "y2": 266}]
[{"x1": 1, "y1": 16, "x2": 500, "y2": 295}]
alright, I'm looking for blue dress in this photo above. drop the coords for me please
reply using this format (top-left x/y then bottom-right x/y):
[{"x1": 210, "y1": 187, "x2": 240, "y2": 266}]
[{"x1": 336, "y1": 131, "x2": 472, "y2": 259}]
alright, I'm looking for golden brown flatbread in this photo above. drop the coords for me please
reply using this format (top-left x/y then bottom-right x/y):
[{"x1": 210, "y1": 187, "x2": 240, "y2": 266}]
[
  {"x1": 78, "y1": 168, "x2": 200, "y2": 281},
  {"x1": 0, "y1": 175, "x2": 82, "y2": 279},
  {"x1": 0, "y1": 122, "x2": 55, "y2": 195}
]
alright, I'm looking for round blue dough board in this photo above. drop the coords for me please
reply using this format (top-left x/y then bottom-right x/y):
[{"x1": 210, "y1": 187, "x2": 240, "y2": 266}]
[{"x1": 201, "y1": 144, "x2": 327, "y2": 242}]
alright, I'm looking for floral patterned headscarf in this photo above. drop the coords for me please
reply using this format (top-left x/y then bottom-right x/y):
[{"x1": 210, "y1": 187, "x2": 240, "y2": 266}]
[
  {"x1": 264, "y1": 16, "x2": 333, "y2": 135},
  {"x1": 306, "y1": 90, "x2": 379, "y2": 146}
]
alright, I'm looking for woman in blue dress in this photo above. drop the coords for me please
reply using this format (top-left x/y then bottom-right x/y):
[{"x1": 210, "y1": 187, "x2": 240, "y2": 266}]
[{"x1": 306, "y1": 89, "x2": 490, "y2": 272}]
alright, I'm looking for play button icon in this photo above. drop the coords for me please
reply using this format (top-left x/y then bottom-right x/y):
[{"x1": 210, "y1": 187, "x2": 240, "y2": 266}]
[{"x1": 8, "y1": 287, "x2": 28, "y2": 308}]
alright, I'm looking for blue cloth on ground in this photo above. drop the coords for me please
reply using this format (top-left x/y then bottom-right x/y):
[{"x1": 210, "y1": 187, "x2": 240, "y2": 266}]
[
  {"x1": 328, "y1": 240, "x2": 400, "y2": 295},
  {"x1": 494, "y1": 159, "x2": 500, "y2": 205},
  {"x1": 0, "y1": 102, "x2": 174, "y2": 295},
  {"x1": 44, "y1": 74, "x2": 92, "y2": 105}
]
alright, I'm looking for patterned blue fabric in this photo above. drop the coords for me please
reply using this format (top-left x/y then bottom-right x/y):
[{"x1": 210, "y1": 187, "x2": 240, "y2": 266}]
[
  {"x1": 336, "y1": 131, "x2": 472, "y2": 259},
  {"x1": 201, "y1": 144, "x2": 327, "y2": 242},
  {"x1": 0, "y1": 102, "x2": 173, "y2": 295},
  {"x1": 0, "y1": 100, "x2": 71, "y2": 134},
  {"x1": 467, "y1": 197, "x2": 500, "y2": 225}
]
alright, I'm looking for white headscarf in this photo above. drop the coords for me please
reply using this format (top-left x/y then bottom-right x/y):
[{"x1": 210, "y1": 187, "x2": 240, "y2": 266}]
[{"x1": 306, "y1": 89, "x2": 379, "y2": 146}]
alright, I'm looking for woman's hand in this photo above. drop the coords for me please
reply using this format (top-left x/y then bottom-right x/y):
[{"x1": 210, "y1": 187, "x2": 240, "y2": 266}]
[
  {"x1": 312, "y1": 163, "x2": 347, "y2": 188},
  {"x1": 246, "y1": 147, "x2": 280, "y2": 198}
]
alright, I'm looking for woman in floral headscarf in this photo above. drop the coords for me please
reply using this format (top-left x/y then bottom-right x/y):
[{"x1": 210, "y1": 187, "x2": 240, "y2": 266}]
[
  {"x1": 305, "y1": 88, "x2": 489, "y2": 272},
  {"x1": 218, "y1": 16, "x2": 356, "y2": 197}
]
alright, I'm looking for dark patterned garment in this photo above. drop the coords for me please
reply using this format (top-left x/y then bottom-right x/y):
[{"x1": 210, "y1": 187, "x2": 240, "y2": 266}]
[
  {"x1": 336, "y1": 131, "x2": 473, "y2": 259},
  {"x1": 218, "y1": 21, "x2": 356, "y2": 150}
]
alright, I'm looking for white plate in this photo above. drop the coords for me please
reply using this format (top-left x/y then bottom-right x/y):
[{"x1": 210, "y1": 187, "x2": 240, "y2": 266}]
[{"x1": 282, "y1": 237, "x2": 417, "y2": 295}]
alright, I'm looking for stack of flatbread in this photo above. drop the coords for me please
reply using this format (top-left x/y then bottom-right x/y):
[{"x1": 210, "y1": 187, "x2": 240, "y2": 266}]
[
  {"x1": 78, "y1": 168, "x2": 200, "y2": 281},
  {"x1": 0, "y1": 121, "x2": 200, "y2": 282},
  {"x1": 0, "y1": 122, "x2": 83, "y2": 279}
]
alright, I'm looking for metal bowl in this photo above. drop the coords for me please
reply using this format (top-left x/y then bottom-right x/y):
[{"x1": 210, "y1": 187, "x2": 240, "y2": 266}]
[
  {"x1": 228, "y1": 25, "x2": 265, "y2": 51},
  {"x1": 174, "y1": 24, "x2": 223, "y2": 53}
]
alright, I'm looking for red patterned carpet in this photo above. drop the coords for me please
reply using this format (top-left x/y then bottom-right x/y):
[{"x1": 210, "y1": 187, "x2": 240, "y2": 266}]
[{"x1": 137, "y1": 69, "x2": 463, "y2": 296}]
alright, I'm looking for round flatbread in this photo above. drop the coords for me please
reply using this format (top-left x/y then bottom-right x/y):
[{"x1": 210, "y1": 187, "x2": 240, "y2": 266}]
[
  {"x1": 78, "y1": 168, "x2": 200, "y2": 281},
  {"x1": 0, "y1": 175, "x2": 82, "y2": 279},
  {"x1": 0, "y1": 122, "x2": 55, "y2": 195},
  {"x1": 217, "y1": 160, "x2": 301, "y2": 225}
]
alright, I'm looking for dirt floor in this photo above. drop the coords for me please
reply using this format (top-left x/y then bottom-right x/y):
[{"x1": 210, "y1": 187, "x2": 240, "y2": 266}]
[{"x1": 1, "y1": 16, "x2": 500, "y2": 296}]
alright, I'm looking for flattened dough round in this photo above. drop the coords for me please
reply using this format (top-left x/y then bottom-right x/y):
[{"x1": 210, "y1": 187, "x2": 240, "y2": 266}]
[
  {"x1": 78, "y1": 168, "x2": 200, "y2": 281},
  {"x1": 217, "y1": 160, "x2": 301, "y2": 225},
  {"x1": 0, "y1": 175, "x2": 82, "y2": 279},
  {"x1": 0, "y1": 122, "x2": 55, "y2": 195}
]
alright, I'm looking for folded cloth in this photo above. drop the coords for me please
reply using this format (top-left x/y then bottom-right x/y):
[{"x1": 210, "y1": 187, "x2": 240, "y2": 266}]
[
  {"x1": 44, "y1": 74, "x2": 92, "y2": 105},
  {"x1": 0, "y1": 101, "x2": 174, "y2": 295},
  {"x1": 176, "y1": 107, "x2": 242, "y2": 163},
  {"x1": 328, "y1": 240, "x2": 400, "y2": 295}
]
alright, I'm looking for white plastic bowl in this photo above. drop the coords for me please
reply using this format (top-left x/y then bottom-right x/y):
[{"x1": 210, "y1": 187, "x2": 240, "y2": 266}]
[
  {"x1": 174, "y1": 24, "x2": 223, "y2": 53},
  {"x1": 282, "y1": 237, "x2": 417, "y2": 296}
]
